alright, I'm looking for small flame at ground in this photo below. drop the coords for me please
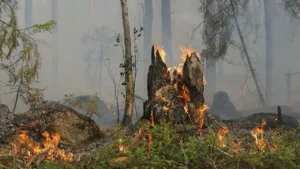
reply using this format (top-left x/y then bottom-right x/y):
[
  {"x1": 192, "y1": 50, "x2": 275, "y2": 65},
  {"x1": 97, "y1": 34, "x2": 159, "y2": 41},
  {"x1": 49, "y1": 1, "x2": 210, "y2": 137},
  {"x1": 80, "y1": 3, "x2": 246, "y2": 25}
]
[
  {"x1": 216, "y1": 125, "x2": 229, "y2": 148},
  {"x1": 10, "y1": 123, "x2": 75, "y2": 163},
  {"x1": 251, "y1": 120, "x2": 267, "y2": 151},
  {"x1": 198, "y1": 104, "x2": 210, "y2": 133}
]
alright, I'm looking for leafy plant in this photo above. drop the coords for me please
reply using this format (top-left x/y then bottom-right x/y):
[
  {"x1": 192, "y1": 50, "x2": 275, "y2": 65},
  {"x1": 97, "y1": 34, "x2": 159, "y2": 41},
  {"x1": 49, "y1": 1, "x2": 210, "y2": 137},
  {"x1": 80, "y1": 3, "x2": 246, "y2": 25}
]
[{"x1": 0, "y1": 0, "x2": 56, "y2": 112}]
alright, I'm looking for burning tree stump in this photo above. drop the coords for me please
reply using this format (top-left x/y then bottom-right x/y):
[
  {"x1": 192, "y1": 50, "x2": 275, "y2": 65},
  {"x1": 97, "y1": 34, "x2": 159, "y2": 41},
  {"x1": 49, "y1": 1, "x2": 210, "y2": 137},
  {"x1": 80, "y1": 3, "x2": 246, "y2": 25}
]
[
  {"x1": 147, "y1": 45, "x2": 170, "y2": 101},
  {"x1": 182, "y1": 52, "x2": 205, "y2": 108},
  {"x1": 143, "y1": 45, "x2": 206, "y2": 125}
]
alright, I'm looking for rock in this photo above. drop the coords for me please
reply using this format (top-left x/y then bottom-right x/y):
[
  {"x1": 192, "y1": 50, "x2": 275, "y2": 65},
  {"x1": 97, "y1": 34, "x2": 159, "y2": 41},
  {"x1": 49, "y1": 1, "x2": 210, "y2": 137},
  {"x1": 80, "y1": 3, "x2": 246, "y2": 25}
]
[
  {"x1": 0, "y1": 104, "x2": 16, "y2": 143},
  {"x1": 14, "y1": 101, "x2": 102, "y2": 146},
  {"x1": 211, "y1": 91, "x2": 239, "y2": 119}
]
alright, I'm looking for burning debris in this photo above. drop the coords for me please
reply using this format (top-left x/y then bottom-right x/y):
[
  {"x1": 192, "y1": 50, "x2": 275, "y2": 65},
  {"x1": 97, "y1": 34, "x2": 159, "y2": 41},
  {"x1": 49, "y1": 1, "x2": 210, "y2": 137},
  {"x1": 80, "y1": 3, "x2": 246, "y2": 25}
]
[{"x1": 10, "y1": 122, "x2": 76, "y2": 167}]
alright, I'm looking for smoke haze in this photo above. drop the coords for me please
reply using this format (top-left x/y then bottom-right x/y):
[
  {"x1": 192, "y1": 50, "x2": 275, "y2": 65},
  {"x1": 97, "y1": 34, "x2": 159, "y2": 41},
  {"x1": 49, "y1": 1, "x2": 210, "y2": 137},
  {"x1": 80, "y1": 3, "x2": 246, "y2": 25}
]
[{"x1": 2, "y1": 0, "x2": 300, "y2": 120}]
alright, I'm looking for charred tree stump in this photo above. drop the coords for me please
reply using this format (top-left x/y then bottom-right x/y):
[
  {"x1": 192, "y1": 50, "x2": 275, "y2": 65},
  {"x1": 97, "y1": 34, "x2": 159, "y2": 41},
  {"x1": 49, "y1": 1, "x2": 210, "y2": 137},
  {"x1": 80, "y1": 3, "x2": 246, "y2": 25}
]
[
  {"x1": 143, "y1": 46, "x2": 170, "y2": 120},
  {"x1": 147, "y1": 45, "x2": 170, "y2": 100},
  {"x1": 143, "y1": 47, "x2": 205, "y2": 125},
  {"x1": 182, "y1": 52, "x2": 205, "y2": 108}
]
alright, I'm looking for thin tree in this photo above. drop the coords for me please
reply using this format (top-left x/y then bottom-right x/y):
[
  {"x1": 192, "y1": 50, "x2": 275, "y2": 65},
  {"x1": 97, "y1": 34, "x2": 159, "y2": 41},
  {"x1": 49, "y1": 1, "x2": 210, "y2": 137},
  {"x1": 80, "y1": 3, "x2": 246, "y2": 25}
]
[
  {"x1": 120, "y1": 0, "x2": 134, "y2": 126},
  {"x1": 200, "y1": 0, "x2": 267, "y2": 107},
  {"x1": 200, "y1": 0, "x2": 300, "y2": 108}
]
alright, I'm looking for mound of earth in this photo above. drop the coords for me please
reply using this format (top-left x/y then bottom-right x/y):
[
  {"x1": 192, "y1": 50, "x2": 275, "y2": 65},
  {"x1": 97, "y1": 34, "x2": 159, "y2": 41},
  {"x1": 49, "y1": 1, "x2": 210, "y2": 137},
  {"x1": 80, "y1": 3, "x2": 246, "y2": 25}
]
[
  {"x1": 210, "y1": 91, "x2": 240, "y2": 119},
  {"x1": 240, "y1": 105, "x2": 300, "y2": 122},
  {"x1": 224, "y1": 112, "x2": 299, "y2": 130},
  {"x1": 0, "y1": 101, "x2": 103, "y2": 147}
]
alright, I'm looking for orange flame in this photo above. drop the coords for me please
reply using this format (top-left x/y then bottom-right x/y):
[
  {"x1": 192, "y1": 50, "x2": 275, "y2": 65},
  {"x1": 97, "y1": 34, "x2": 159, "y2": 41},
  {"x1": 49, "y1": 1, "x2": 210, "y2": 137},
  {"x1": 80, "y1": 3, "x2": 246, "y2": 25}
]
[
  {"x1": 147, "y1": 134, "x2": 153, "y2": 153},
  {"x1": 251, "y1": 120, "x2": 267, "y2": 151},
  {"x1": 231, "y1": 139, "x2": 244, "y2": 152},
  {"x1": 154, "y1": 45, "x2": 167, "y2": 63},
  {"x1": 198, "y1": 104, "x2": 210, "y2": 132},
  {"x1": 178, "y1": 46, "x2": 201, "y2": 62},
  {"x1": 177, "y1": 84, "x2": 191, "y2": 101},
  {"x1": 106, "y1": 104, "x2": 111, "y2": 110},
  {"x1": 216, "y1": 125, "x2": 229, "y2": 148},
  {"x1": 11, "y1": 123, "x2": 75, "y2": 163}
]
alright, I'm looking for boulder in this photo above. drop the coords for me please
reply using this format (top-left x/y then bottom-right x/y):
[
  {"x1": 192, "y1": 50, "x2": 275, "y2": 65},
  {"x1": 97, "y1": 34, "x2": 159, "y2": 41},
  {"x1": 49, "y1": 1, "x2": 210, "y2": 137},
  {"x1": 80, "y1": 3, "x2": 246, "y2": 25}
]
[
  {"x1": 14, "y1": 101, "x2": 102, "y2": 146},
  {"x1": 211, "y1": 91, "x2": 239, "y2": 119}
]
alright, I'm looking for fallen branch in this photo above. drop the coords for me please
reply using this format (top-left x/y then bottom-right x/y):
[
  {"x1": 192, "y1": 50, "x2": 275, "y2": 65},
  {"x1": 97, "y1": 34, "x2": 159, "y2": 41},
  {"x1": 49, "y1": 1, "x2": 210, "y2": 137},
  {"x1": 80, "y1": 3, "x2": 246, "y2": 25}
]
[{"x1": 25, "y1": 146, "x2": 53, "y2": 168}]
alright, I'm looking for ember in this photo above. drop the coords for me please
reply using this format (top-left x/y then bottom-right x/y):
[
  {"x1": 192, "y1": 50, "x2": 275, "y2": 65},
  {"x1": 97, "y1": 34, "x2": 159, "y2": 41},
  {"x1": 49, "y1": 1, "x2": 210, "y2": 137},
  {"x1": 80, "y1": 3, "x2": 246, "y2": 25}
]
[
  {"x1": 10, "y1": 122, "x2": 75, "y2": 165},
  {"x1": 250, "y1": 120, "x2": 277, "y2": 152},
  {"x1": 251, "y1": 120, "x2": 267, "y2": 151},
  {"x1": 216, "y1": 125, "x2": 229, "y2": 148},
  {"x1": 198, "y1": 104, "x2": 210, "y2": 132}
]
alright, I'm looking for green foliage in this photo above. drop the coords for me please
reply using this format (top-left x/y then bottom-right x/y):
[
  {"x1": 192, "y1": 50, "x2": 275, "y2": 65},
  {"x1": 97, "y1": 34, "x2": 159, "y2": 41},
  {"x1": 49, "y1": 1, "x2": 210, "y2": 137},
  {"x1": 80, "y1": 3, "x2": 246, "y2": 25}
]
[
  {"x1": 199, "y1": 0, "x2": 300, "y2": 63},
  {"x1": 199, "y1": 0, "x2": 235, "y2": 62},
  {"x1": 0, "y1": 0, "x2": 56, "y2": 106},
  {"x1": 79, "y1": 122, "x2": 300, "y2": 169},
  {"x1": 1, "y1": 122, "x2": 300, "y2": 168},
  {"x1": 64, "y1": 94, "x2": 83, "y2": 109},
  {"x1": 64, "y1": 93, "x2": 100, "y2": 118}
]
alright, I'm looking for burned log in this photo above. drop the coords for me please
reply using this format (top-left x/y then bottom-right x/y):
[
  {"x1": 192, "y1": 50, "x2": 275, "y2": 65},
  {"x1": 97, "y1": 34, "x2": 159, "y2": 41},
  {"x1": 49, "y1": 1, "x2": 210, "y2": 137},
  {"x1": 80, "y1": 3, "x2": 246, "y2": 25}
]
[{"x1": 143, "y1": 46, "x2": 205, "y2": 125}]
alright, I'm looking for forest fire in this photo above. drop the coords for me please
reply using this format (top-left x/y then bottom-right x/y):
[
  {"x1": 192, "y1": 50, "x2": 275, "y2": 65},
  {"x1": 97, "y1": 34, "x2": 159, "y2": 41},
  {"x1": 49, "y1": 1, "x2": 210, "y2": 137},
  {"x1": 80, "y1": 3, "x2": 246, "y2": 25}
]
[
  {"x1": 216, "y1": 125, "x2": 229, "y2": 148},
  {"x1": 154, "y1": 45, "x2": 167, "y2": 63},
  {"x1": 10, "y1": 122, "x2": 75, "y2": 164},
  {"x1": 251, "y1": 120, "x2": 267, "y2": 151},
  {"x1": 198, "y1": 104, "x2": 210, "y2": 132}
]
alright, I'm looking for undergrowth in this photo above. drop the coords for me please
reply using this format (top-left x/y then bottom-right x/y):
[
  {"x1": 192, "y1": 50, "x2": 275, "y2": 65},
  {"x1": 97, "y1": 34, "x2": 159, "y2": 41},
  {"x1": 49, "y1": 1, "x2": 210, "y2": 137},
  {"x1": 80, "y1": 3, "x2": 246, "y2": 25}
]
[{"x1": 1, "y1": 121, "x2": 300, "y2": 169}]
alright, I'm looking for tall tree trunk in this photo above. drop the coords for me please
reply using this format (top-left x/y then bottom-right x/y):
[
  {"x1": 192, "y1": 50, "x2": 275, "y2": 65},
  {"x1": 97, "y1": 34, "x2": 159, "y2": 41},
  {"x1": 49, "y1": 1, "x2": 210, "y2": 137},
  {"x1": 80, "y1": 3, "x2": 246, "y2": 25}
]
[
  {"x1": 205, "y1": 59, "x2": 216, "y2": 105},
  {"x1": 25, "y1": 0, "x2": 32, "y2": 28},
  {"x1": 143, "y1": 0, "x2": 153, "y2": 97},
  {"x1": 264, "y1": 0, "x2": 275, "y2": 105},
  {"x1": 51, "y1": 0, "x2": 58, "y2": 92},
  {"x1": 161, "y1": 0, "x2": 172, "y2": 63},
  {"x1": 230, "y1": 0, "x2": 266, "y2": 107},
  {"x1": 120, "y1": 0, "x2": 134, "y2": 126}
]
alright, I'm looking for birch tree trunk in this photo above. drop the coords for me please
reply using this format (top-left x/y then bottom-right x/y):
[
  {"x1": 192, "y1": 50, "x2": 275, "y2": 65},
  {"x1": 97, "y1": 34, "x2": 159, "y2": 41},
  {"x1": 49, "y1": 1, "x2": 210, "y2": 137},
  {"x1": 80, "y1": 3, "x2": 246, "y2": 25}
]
[{"x1": 120, "y1": 0, "x2": 134, "y2": 126}]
